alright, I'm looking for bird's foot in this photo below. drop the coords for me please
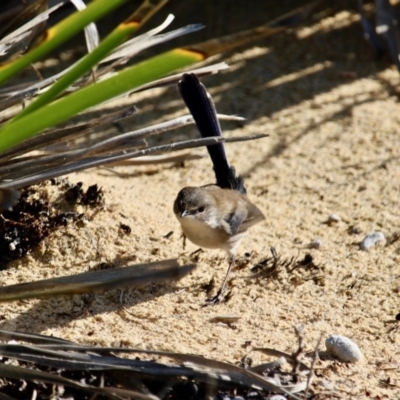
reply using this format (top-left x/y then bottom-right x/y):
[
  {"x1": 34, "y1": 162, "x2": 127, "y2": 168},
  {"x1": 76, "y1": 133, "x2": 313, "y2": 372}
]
[
  {"x1": 189, "y1": 248, "x2": 203, "y2": 258},
  {"x1": 204, "y1": 288, "x2": 229, "y2": 306}
]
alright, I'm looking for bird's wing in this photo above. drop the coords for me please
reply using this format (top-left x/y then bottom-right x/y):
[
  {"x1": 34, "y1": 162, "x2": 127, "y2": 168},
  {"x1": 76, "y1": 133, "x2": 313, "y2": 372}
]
[{"x1": 225, "y1": 201, "x2": 265, "y2": 235}]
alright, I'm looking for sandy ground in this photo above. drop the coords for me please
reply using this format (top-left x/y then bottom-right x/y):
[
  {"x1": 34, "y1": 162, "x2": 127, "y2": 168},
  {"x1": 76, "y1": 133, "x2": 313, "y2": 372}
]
[{"x1": 1, "y1": 1, "x2": 400, "y2": 398}]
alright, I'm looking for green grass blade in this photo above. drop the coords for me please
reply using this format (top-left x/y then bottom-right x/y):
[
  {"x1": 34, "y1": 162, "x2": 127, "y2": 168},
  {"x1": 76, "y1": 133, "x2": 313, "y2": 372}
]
[
  {"x1": 0, "y1": 48, "x2": 204, "y2": 153},
  {"x1": 15, "y1": 0, "x2": 169, "y2": 120},
  {"x1": 15, "y1": 25, "x2": 138, "y2": 121},
  {"x1": 0, "y1": 0, "x2": 129, "y2": 86}
]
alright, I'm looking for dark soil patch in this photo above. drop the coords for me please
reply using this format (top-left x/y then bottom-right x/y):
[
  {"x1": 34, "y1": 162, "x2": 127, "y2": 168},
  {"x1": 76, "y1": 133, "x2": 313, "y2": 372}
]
[{"x1": 0, "y1": 180, "x2": 104, "y2": 269}]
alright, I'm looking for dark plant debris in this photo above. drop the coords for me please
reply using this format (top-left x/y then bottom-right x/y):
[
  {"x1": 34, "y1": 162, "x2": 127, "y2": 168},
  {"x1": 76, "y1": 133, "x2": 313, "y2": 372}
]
[
  {"x1": 0, "y1": 328, "x2": 319, "y2": 400},
  {"x1": 119, "y1": 222, "x2": 132, "y2": 235},
  {"x1": 250, "y1": 248, "x2": 325, "y2": 287},
  {"x1": 163, "y1": 230, "x2": 174, "y2": 239},
  {"x1": 64, "y1": 182, "x2": 104, "y2": 206},
  {"x1": 386, "y1": 231, "x2": 400, "y2": 247},
  {"x1": 0, "y1": 180, "x2": 104, "y2": 269},
  {"x1": 250, "y1": 247, "x2": 294, "y2": 278}
]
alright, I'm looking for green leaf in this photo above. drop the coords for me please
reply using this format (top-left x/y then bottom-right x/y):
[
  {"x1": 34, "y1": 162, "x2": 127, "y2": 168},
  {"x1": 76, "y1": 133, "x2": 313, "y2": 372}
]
[
  {"x1": 0, "y1": 0, "x2": 128, "y2": 86},
  {"x1": 0, "y1": 48, "x2": 204, "y2": 153},
  {"x1": 15, "y1": 0, "x2": 169, "y2": 120}
]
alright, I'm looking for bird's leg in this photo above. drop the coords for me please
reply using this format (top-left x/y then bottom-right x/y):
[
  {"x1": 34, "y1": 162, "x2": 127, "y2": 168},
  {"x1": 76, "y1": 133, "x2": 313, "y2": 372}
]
[
  {"x1": 206, "y1": 253, "x2": 235, "y2": 305},
  {"x1": 181, "y1": 233, "x2": 203, "y2": 258}
]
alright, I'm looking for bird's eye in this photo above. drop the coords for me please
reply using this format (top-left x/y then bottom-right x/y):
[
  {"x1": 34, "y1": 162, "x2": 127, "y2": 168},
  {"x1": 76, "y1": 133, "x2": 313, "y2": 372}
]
[{"x1": 197, "y1": 206, "x2": 205, "y2": 213}]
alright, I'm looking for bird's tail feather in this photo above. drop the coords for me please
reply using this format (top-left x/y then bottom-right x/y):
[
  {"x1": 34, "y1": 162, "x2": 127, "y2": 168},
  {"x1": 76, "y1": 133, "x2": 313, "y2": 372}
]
[{"x1": 178, "y1": 73, "x2": 246, "y2": 194}]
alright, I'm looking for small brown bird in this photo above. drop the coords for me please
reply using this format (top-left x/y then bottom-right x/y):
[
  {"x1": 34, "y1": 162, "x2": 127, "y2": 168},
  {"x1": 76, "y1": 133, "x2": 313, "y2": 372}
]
[{"x1": 174, "y1": 73, "x2": 265, "y2": 304}]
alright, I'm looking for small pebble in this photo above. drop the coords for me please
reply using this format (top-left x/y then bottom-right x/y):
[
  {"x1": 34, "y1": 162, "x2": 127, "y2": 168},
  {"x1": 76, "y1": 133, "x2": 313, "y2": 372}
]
[
  {"x1": 328, "y1": 214, "x2": 341, "y2": 224},
  {"x1": 269, "y1": 396, "x2": 287, "y2": 400},
  {"x1": 305, "y1": 239, "x2": 322, "y2": 249},
  {"x1": 325, "y1": 335, "x2": 363, "y2": 363},
  {"x1": 359, "y1": 232, "x2": 385, "y2": 250}
]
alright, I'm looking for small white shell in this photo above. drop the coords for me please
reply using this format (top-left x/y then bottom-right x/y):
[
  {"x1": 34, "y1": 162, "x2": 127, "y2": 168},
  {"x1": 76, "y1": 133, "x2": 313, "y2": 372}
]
[
  {"x1": 328, "y1": 213, "x2": 341, "y2": 223},
  {"x1": 360, "y1": 232, "x2": 385, "y2": 250},
  {"x1": 325, "y1": 335, "x2": 363, "y2": 363},
  {"x1": 269, "y1": 396, "x2": 287, "y2": 400}
]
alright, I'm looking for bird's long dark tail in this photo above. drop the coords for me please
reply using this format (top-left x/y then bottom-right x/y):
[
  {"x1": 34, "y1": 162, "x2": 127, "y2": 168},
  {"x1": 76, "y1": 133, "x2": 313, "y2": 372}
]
[{"x1": 178, "y1": 73, "x2": 246, "y2": 194}]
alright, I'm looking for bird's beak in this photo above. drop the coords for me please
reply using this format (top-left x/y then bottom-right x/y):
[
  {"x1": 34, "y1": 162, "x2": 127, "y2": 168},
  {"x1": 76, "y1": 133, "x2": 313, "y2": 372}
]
[{"x1": 181, "y1": 210, "x2": 189, "y2": 218}]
